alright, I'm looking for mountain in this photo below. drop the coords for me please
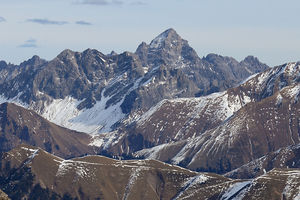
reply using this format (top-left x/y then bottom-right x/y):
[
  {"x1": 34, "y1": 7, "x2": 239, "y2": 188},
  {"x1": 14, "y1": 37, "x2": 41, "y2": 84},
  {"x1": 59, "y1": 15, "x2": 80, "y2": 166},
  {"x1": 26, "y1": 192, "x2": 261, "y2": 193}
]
[
  {"x1": 118, "y1": 62, "x2": 300, "y2": 173},
  {"x1": 0, "y1": 103, "x2": 95, "y2": 158},
  {"x1": 1, "y1": 145, "x2": 299, "y2": 200},
  {"x1": 1, "y1": 28, "x2": 300, "y2": 199},
  {"x1": 0, "y1": 28, "x2": 268, "y2": 135}
]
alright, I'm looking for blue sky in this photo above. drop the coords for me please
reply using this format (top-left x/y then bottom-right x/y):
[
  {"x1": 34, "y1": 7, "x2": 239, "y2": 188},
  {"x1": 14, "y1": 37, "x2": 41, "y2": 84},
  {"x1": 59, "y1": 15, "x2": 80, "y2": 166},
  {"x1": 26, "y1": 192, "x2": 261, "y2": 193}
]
[{"x1": 0, "y1": 0, "x2": 299, "y2": 66}]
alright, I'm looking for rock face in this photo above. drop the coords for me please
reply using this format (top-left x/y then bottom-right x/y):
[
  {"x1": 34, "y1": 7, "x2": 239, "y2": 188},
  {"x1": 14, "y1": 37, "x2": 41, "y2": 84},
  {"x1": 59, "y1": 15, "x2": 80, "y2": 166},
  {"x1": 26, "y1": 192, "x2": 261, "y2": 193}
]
[
  {"x1": 1, "y1": 145, "x2": 300, "y2": 200},
  {"x1": 0, "y1": 103, "x2": 95, "y2": 158},
  {"x1": 117, "y1": 62, "x2": 300, "y2": 173},
  {"x1": 0, "y1": 28, "x2": 268, "y2": 134},
  {"x1": 226, "y1": 143, "x2": 300, "y2": 179}
]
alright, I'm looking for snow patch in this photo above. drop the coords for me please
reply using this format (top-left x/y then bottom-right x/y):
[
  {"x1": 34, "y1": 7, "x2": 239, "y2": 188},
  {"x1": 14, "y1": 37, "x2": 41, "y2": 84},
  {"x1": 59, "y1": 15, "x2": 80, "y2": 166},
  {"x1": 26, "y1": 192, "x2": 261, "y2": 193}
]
[
  {"x1": 285, "y1": 62, "x2": 297, "y2": 76},
  {"x1": 0, "y1": 93, "x2": 29, "y2": 108},
  {"x1": 56, "y1": 160, "x2": 91, "y2": 179},
  {"x1": 282, "y1": 170, "x2": 300, "y2": 200},
  {"x1": 173, "y1": 174, "x2": 209, "y2": 200},
  {"x1": 276, "y1": 93, "x2": 283, "y2": 106},
  {"x1": 40, "y1": 91, "x2": 125, "y2": 134},
  {"x1": 123, "y1": 167, "x2": 143, "y2": 200},
  {"x1": 285, "y1": 85, "x2": 300, "y2": 101},
  {"x1": 135, "y1": 143, "x2": 168, "y2": 159},
  {"x1": 149, "y1": 31, "x2": 168, "y2": 48},
  {"x1": 21, "y1": 147, "x2": 38, "y2": 152},
  {"x1": 21, "y1": 147, "x2": 40, "y2": 164},
  {"x1": 221, "y1": 181, "x2": 251, "y2": 200},
  {"x1": 89, "y1": 131, "x2": 125, "y2": 149}
]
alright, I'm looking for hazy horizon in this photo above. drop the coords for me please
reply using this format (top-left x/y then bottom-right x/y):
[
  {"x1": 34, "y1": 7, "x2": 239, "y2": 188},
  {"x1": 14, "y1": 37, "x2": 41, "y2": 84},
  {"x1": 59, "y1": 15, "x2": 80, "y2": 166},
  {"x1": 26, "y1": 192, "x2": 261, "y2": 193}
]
[{"x1": 1, "y1": 0, "x2": 300, "y2": 66}]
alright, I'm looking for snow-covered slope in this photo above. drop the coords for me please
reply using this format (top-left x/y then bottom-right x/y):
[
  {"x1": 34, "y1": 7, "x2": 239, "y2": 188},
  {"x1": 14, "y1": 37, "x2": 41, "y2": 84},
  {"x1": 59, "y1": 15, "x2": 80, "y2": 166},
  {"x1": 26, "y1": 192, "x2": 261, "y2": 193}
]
[
  {"x1": 130, "y1": 62, "x2": 300, "y2": 173},
  {"x1": 40, "y1": 91, "x2": 126, "y2": 134},
  {"x1": 0, "y1": 89, "x2": 126, "y2": 135},
  {"x1": 135, "y1": 83, "x2": 299, "y2": 172}
]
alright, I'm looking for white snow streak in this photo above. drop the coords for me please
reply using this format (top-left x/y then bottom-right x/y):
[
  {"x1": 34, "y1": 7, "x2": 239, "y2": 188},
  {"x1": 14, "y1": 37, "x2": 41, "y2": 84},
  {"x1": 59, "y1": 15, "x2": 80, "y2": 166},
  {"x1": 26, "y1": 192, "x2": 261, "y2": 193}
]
[{"x1": 221, "y1": 181, "x2": 251, "y2": 200}]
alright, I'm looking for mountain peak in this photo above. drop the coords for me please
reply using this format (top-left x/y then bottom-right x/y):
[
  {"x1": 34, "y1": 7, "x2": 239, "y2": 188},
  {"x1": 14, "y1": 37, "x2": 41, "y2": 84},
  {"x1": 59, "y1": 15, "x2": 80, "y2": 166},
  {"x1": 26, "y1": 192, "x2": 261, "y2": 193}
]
[
  {"x1": 0, "y1": 60, "x2": 7, "y2": 69},
  {"x1": 57, "y1": 49, "x2": 76, "y2": 60},
  {"x1": 162, "y1": 28, "x2": 177, "y2": 35},
  {"x1": 83, "y1": 48, "x2": 100, "y2": 55},
  {"x1": 241, "y1": 55, "x2": 269, "y2": 73},
  {"x1": 243, "y1": 55, "x2": 260, "y2": 64},
  {"x1": 108, "y1": 50, "x2": 118, "y2": 56},
  {"x1": 149, "y1": 28, "x2": 182, "y2": 48},
  {"x1": 19, "y1": 55, "x2": 45, "y2": 68},
  {"x1": 28, "y1": 55, "x2": 41, "y2": 62},
  {"x1": 82, "y1": 48, "x2": 106, "y2": 59}
]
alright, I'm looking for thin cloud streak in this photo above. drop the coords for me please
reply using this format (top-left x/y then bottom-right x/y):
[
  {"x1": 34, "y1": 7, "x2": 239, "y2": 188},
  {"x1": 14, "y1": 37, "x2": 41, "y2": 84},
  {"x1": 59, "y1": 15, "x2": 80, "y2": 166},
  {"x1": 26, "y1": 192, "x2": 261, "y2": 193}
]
[
  {"x1": 18, "y1": 39, "x2": 38, "y2": 48},
  {"x1": 19, "y1": 43, "x2": 37, "y2": 48},
  {"x1": 27, "y1": 18, "x2": 68, "y2": 25},
  {"x1": 130, "y1": 1, "x2": 146, "y2": 6},
  {"x1": 0, "y1": 16, "x2": 6, "y2": 22},
  {"x1": 75, "y1": 0, "x2": 123, "y2": 5},
  {"x1": 76, "y1": 20, "x2": 92, "y2": 25}
]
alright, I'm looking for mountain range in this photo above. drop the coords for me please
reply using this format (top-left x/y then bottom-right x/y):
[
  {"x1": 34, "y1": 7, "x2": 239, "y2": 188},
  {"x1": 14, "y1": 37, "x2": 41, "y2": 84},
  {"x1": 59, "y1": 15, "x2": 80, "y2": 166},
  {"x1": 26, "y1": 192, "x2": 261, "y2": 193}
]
[
  {"x1": 0, "y1": 28, "x2": 299, "y2": 199},
  {"x1": 0, "y1": 28, "x2": 268, "y2": 135}
]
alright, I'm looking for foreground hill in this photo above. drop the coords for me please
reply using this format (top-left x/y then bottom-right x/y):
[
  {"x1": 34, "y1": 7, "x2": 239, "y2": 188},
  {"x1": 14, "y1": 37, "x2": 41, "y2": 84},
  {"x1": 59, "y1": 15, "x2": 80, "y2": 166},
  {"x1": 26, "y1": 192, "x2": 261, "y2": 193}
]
[
  {"x1": 0, "y1": 103, "x2": 95, "y2": 158},
  {"x1": 0, "y1": 29, "x2": 268, "y2": 134},
  {"x1": 0, "y1": 145, "x2": 299, "y2": 200}
]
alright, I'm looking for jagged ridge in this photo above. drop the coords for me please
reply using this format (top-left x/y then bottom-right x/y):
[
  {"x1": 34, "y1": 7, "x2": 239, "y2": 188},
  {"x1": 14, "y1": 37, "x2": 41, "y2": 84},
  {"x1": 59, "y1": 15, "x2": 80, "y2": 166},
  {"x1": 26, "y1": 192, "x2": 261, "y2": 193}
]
[{"x1": 0, "y1": 28, "x2": 269, "y2": 134}]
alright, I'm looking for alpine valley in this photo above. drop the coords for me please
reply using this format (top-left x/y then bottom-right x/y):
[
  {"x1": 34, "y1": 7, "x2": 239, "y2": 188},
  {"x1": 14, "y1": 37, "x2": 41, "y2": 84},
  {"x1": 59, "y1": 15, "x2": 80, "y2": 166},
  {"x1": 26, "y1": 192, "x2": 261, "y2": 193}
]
[{"x1": 0, "y1": 29, "x2": 299, "y2": 200}]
